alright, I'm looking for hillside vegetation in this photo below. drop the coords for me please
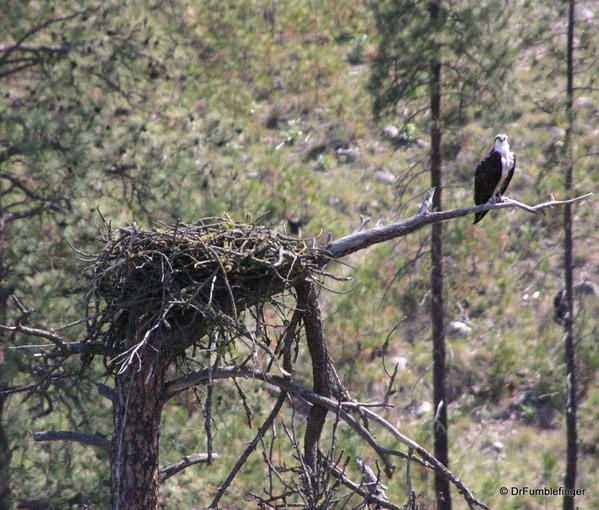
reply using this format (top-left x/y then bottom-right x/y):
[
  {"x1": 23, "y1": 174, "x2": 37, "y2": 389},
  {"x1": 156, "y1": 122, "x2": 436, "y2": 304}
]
[{"x1": 1, "y1": 1, "x2": 597, "y2": 509}]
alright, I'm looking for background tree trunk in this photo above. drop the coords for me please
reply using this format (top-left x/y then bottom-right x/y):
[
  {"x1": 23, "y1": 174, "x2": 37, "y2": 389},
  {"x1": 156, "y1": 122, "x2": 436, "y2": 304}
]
[
  {"x1": 562, "y1": 1, "x2": 577, "y2": 509},
  {"x1": 429, "y1": 2, "x2": 451, "y2": 509},
  {"x1": 0, "y1": 389, "x2": 10, "y2": 510},
  {"x1": 0, "y1": 221, "x2": 12, "y2": 510}
]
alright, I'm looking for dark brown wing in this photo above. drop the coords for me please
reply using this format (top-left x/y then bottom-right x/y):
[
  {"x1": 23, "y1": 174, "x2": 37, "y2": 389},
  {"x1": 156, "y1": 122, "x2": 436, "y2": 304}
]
[
  {"x1": 499, "y1": 153, "x2": 516, "y2": 196},
  {"x1": 473, "y1": 151, "x2": 502, "y2": 224}
]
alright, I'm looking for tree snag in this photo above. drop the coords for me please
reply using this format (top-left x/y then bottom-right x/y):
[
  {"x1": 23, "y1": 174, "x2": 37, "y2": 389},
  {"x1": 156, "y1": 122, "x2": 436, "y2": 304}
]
[{"x1": 296, "y1": 280, "x2": 333, "y2": 472}]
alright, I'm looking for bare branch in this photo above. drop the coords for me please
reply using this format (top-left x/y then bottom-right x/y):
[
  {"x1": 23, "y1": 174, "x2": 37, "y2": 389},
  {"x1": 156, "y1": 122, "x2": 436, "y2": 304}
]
[
  {"x1": 32, "y1": 430, "x2": 109, "y2": 450},
  {"x1": 326, "y1": 192, "x2": 593, "y2": 259},
  {"x1": 0, "y1": 322, "x2": 69, "y2": 355},
  {"x1": 209, "y1": 394, "x2": 286, "y2": 507},
  {"x1": 96, "y1": 383, "x2": 114, "y2": 402},
  {"x1": 3, "y1": 203, "x2": 60, "y2": 224},
  {"x1": 0, "y1": 10, "x2": 86, "y2": 67},
  {"x1": 360, "y1": 408, "x2": 490, "y2": 510},
  {"x1": 210, "y1": 299, "x2": 301, "y2": 507},
  {"x1": 159, "y1": 453, "x2": 218, "y2": 483},
  {"x1": 356, "y1": 458, "x2": 388, "y2": 502},
  {"x1": 1, "y1": 382, "x2": 45, "y2": 396},
  {"x1": 1, "y1": 296, "x2": 115, "y2": 358},
  {"x1": 0, "y1": 43, "x2": 68, "y2": 54},
  {"x1": 166, "y1": 367, "x2": 401, "y2": 470},
  {"x1": 0, "y1": 171, "x2": 63, "y2": 203},
  {"x1": 0, "y1": 173, "x2": 63, "y2": 223},
  {"x1": 40, "y1": 342, "x2": 115, "y2": 358},
  {"x1": 164, "y1": 366, "x2": 492, "y2": 504},
  {"x1": 0, "y1": 323, "x2": 116, "y2": 359},
  {"x1": 0, "y1": 62, "x2": 38, "y2": 79}
]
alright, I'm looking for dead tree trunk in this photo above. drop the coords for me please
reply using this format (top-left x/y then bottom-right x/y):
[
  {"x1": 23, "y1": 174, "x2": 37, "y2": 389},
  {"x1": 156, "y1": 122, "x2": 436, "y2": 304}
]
[{"x1": 297, "y1": 281, "x2": 334, "y2": 471}]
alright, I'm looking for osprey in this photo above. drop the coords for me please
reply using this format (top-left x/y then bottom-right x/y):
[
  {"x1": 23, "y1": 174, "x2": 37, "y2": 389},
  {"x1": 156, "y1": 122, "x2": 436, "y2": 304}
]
[{"x1": 473, "y1": 133, "x2": 516, "y2": 224}]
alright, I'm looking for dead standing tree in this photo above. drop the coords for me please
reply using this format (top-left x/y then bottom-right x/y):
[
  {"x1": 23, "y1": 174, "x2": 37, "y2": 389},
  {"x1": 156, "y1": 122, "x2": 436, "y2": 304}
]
[{"x1": 2, "y1": 192, "x2": 592, "y2": 510}]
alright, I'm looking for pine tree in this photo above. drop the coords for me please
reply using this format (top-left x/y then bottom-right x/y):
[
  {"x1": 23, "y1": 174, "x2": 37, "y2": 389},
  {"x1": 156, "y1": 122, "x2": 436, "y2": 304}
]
[{"x1": 0, "y1": 2, "x2": 181, "y2": 506}]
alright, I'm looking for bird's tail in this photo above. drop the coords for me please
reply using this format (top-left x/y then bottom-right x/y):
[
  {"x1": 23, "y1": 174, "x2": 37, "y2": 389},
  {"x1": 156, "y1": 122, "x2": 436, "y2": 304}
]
[{"x1": 472, "y1": 211, "x2": 488, "y2": 224}]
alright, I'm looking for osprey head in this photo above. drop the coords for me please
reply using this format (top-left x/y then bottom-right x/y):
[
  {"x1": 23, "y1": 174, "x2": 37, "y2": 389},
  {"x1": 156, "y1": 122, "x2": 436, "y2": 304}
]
[{"x1": 493, "y1": 133, "x2": 510, "y2": 151}]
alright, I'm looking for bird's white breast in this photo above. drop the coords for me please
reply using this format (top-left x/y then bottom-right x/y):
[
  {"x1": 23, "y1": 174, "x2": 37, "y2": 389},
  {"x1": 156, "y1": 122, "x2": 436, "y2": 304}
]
[{"x1": 495, "y1": 145, "x2": 514, "y2": 194}]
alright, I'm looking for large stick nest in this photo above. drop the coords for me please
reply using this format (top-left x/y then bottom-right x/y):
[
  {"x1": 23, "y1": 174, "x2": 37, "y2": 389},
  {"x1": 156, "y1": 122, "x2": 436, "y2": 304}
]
[{"x1": 85, "y1": 217, "x2": 326, "y2": 354}]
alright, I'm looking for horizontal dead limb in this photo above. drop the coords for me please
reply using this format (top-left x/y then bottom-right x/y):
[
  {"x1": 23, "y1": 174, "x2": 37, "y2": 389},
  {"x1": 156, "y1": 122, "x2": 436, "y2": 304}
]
[
  {"x1": 0, "y1": 42, "x2": 68, "y2": 54},
  {"x1": 164, "y1": 366, "x2": 489, "y2": 509},
  {"x1": 32, "y1": 430, "x2": 109, "y2": 450},
  {"x1": 159, "y1": 453, "x2": 218, "y2": 483},
  {"x1": 2, "y1": 324, "x2": 117, "y2": 359},
  {"x1": 0, "y1": 319, "x2": 70, "y2": 354},
  {"x1": 326, "y1": 192, "x2": 593, "y2": 259}
]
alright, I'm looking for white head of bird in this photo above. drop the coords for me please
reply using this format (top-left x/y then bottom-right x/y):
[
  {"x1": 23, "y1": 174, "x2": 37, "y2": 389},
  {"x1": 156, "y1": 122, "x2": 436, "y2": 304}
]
[{"x1": 493, "y1": 133, "x2": 510, "y2": 153}]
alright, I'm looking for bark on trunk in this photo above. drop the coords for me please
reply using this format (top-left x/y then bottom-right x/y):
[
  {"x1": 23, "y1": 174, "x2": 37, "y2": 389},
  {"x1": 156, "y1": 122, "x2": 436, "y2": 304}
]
[
  {"x1": 0, "y1": 219, "x2": 12, "y2": 510},
  {"x1": 110, "y1": 310, "x2": 168, "y2": 510},
  {"x1": 0, "y1": 392, "x2": 10, "y2": 510},
  {"x1": 111, "y1": 357, "x2": 166, "y2": 509},
  {"x1": 297, "y1": 281, "x2": 333, "y2": 472}
]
